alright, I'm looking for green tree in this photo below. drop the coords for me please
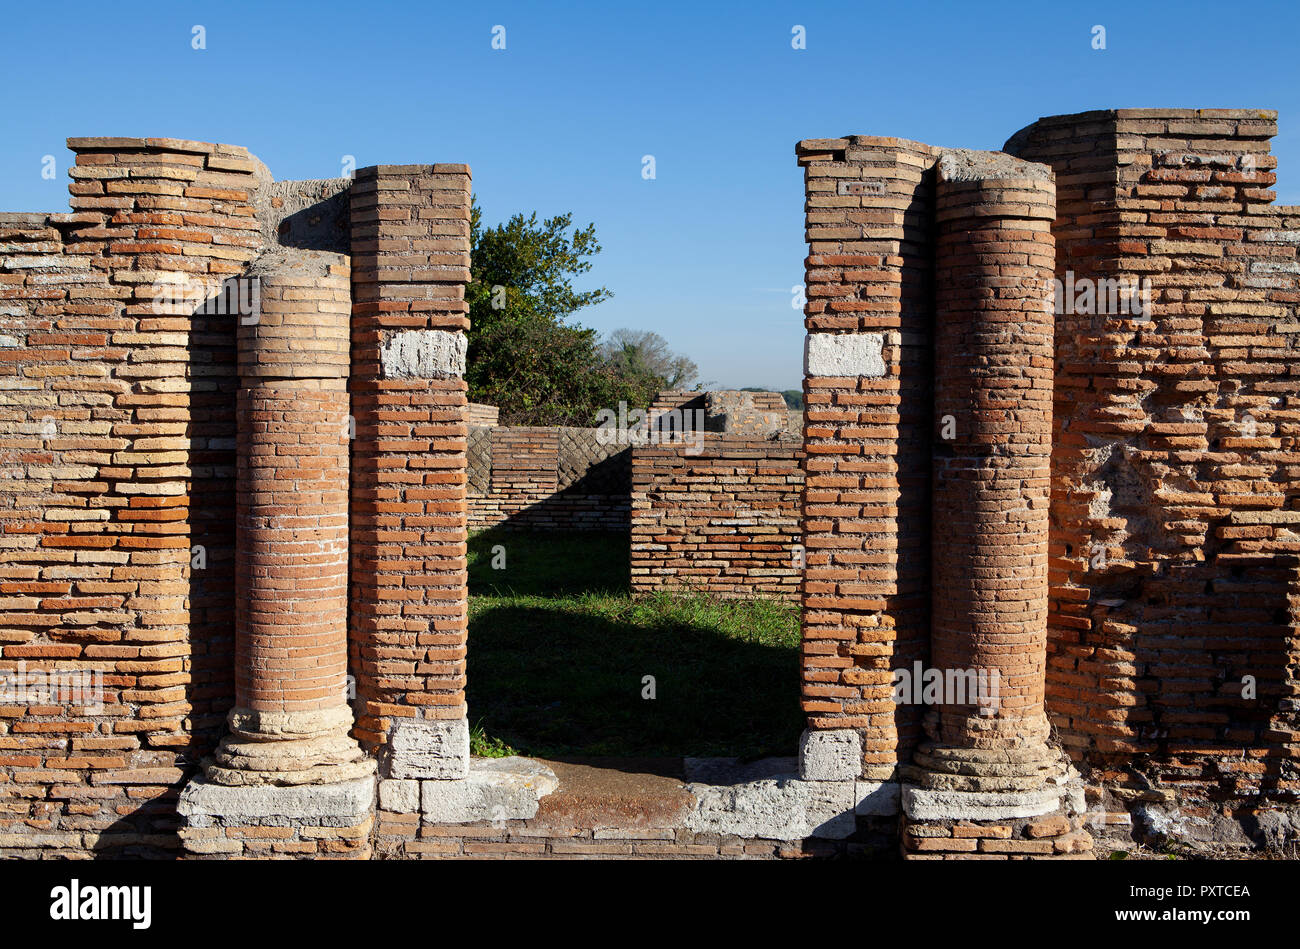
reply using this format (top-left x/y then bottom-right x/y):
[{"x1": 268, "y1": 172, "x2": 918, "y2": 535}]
[{"x1": 466, "y1": 202, "x2": 636, "y2": 425}]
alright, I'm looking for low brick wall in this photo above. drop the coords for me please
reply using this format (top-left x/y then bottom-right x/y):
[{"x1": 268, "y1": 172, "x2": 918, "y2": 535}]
[
  {"x1": 630, "y1": 435, "x2": 804, "y2": 601},
  {"x1": 467, "y1": 425, "x2": 630, "y2": 531}
]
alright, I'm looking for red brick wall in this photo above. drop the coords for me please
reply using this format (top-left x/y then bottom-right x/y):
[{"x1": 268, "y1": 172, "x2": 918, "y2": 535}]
[
  {"x1": 0, "y1": 138, "x2": 262, "y2": 856},
  {"x1": 629, "y1": 435, "x2": 803, "y2": 600},
  {"x1": 466, "y1": 425, "x2": 630, "y2": 532},
  {"x1": 1007, "y1": 109, "x2": 1300, "y2": 820}
]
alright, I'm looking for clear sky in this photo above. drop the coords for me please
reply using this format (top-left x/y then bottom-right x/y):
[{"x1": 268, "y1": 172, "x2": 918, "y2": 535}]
[{"x1": 4, "y1": 0, "x2": 1298, "y2": 391}]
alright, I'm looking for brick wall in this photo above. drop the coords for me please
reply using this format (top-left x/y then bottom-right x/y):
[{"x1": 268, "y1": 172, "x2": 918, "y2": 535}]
[
  {"x1": 464, "y1": 393, "x2": 800, "y2": 536},
  {"x1": 630, "y1": 435, "x2": 803, "y2": 601},
  {"x1": 6, "y1": 108, "x2": 1300, "y2": 859},
  {"x1": 466, "y1": 402, "x2": 498, "y2": 427},
  {"x1": 0, "y1": 138, "x2": 262, "y2": 856},
  {"x1": 1006, "y1": 109, "x2": 1300, "y2": 831}
]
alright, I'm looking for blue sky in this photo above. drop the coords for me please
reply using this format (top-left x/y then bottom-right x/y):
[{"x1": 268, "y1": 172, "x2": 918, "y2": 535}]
[{"x1": 4, "y1": 0, "x2": 1298, "y2": 391}]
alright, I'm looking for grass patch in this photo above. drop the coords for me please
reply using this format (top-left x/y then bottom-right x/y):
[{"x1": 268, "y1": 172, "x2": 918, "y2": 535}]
[
  {"x1": 466, "y1": 529, "x2": 802, "y2": 758},
  {"x1": 469, "y1": 718, "x2": 517, "y2": 758}
]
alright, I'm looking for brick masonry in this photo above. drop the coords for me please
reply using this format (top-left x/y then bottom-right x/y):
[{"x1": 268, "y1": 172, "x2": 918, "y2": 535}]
[
  {"x1": 346, "y1": 163, "x2": 473, "y2": 751},
  {"x1": 1005, "y1": 110, "x2": 1300, "y2": 841},
  {"x1": 0, "y1": 138, "x2": 262, "y2": 856},
  {"x1": 630, "y1": 434, "x2": 804, "y2": 601},
  {"x1": 795, "y1": 135, "x2": 937, "y2": 787},
  {"x1": 466, "y1": 425, "x2": 631, "y2": 532},
  {"x1": 4, "y1": 108, "x2": 1300, "y2": 858},
  {"x1": 463, "y1": 391, "x2": 798, "y2": 536}
]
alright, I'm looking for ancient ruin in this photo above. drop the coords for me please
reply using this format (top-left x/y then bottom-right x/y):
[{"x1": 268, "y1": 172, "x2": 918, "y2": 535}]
[{"x1": 1, "y1": 107, "x2": 1298, "y2": 859}]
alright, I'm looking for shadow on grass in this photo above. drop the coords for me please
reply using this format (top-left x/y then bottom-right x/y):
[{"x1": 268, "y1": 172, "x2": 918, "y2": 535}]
[
  {"x1": 466, "y1": 597, "x2": 803, "y2": 760},
  {"x1": 469, "y1": 528, "x2": 630, "y2": 597}
]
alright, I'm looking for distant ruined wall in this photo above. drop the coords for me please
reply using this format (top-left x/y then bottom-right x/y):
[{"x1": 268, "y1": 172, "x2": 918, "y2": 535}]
[
  {"x1": 465, "y1": 402, "x2": 498, "y2": 427},
  {"x1": 464, "y1": 391, "x2": 799, "y2": 536}
]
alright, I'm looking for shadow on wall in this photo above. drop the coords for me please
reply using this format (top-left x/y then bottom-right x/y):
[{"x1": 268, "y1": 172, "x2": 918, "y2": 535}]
[
  {"x1": 465, "y1": 423, "x2": 632, "y2": 532},
  {"x1": 465, "y1": 529, "x2": 803, "y2": 759},
  {"x1": 184, "y1": 292, "x2": 239, "y2": 760}
]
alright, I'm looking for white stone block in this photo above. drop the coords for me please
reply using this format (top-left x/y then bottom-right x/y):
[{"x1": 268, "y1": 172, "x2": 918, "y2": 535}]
[
  {"x1": 798, "y1": 728, "x2": 862, "y2": 781},
  {"x1": 378, "y1": 778, "x2": 419, "y2": 813},
  {"x1": 855, "y1": 780, "x2": 900, "y2": 816},
  {"x1": 804, "y1": 332, "x2": 885, "y2": 378},
  {"x1": 176, "y1": 775, "x2": 375, "y2": 825},
  {"x1": 380, "y1": 329, "x2": 466, "y2": 378},
  {"x1": 420, "y1": 758, "x2": 558, "y2": 824},
  {"x1": 686, "y1": 774, "x2": 858, "y2": 841},
  {"x1": 902, "y1": 785, "x2": 1065, "y2": 821},
  {"x1": 388, "y1": 718, "x2": 470, "y2": 780}
]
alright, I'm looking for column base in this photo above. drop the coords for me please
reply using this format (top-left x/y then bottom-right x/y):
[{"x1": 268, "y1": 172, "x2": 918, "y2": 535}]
[
  {"x1": 899, "y1": 743, "x2": 1094, "y2": 859},
  {"x1": 177, "y1": 773, "x2": 376, "y2": 859},
  {"x1": 205, "y1": 706, "x2": 377, "y2": 787}
]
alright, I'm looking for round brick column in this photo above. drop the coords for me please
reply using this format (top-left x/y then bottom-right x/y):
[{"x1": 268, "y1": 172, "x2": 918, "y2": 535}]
[
  {"x1": 928, "y1": 152, "x2": 1057, "y2": 772},
  {"x1": 208, "y1": 250, "x2": 374, "y2": 786}
]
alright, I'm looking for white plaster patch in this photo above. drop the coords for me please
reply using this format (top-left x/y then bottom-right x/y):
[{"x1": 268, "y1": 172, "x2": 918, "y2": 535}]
[
  {"x1": 380, "y1": 329, "x2": 466, "y2": 378},
  {"x1": 804, "y1": 332, "x2": 886, "y2": 377}
]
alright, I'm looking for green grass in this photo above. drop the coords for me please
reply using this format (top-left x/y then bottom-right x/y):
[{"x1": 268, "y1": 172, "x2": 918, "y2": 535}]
[{"x1": 466, "y1": 529, "x2": 802, "y2": 758}]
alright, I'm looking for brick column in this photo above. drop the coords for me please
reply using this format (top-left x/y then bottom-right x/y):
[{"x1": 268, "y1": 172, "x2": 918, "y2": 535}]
[
  {"x1": 177, "y1": 251, "x2": 376, "y2": 859},
  {"x1": 346, "y1": 164, "x2": 474, "y2": 780},
  {"x1": 930, "y1": 152, "x2": 1056, "y2": 752},
  {"x1": 205, "y1": 251, "x2": 373, "y2": 786},
  {"x1": 794, "y1": 137, "x2": 938, "y2": 814},
  {"x1": 900, "y1": 152, "x2": 1090, "y2": 859}
]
